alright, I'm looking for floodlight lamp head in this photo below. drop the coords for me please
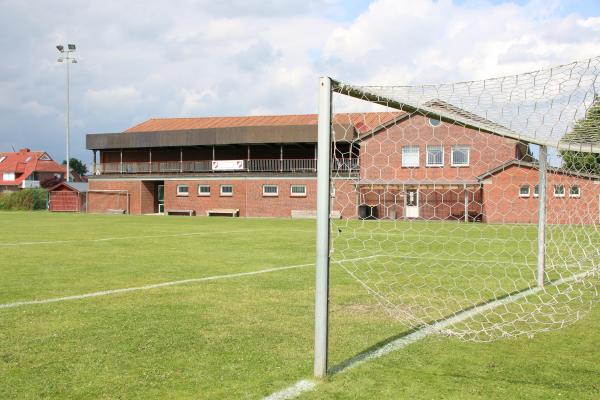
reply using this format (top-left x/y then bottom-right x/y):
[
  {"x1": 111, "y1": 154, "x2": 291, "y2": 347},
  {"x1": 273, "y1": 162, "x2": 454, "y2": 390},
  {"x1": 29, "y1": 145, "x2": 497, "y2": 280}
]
[
  {"x1": 68, "y1": 44, "x2": 76, "y2": 51},
  {"x1": 56, "y1": 45, "x2": 64, "y2": 52},
  {"x1": 57, "y1": 58, "x2": 63, "y2": 63}
]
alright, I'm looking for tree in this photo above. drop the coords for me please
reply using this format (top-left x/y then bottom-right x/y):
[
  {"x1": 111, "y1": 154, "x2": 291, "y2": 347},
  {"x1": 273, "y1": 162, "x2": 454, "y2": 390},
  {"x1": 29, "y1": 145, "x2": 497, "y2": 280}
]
[
  {"x1": 62, "y1": 158, "x2": 88, "y2": 177},
  {"x1": 560, "y1": 96, "x2": 600, "y2": 174}
]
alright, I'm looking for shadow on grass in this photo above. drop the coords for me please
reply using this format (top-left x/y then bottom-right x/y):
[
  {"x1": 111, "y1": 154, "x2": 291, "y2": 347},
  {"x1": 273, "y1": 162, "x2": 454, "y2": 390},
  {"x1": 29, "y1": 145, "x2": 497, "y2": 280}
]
[{"x1": 327, "y1": 270, "x2": 594, "y2": 376}]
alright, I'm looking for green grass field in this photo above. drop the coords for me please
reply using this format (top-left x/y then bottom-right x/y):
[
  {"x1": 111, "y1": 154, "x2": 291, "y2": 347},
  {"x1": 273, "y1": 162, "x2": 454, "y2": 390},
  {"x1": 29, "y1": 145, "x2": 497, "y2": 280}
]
[{"x1": 1, "y1": 212, "x2": 599, "y2": 399}]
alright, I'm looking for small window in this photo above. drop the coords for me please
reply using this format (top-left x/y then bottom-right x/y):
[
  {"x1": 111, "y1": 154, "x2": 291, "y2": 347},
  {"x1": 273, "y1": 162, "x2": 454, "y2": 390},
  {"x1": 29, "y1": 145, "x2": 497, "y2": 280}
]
[
  {"x1": 24, "y1": 156, "x2": 32, "y2": 163},
  {"x1": 176, "y1": 184, "x2": 189, "y2": 196},
  {"x1": 426, "y1": 146, "x2": 443, "y2": 167},
  {"x1": 39, "y1": 153, "x2": 51, "y2": 161},
  {"x1": 451, "y1": 146, "x2": 470, "y2": 166},
  {"x1": 402, "y1": 146, "x2": 420, "y2": 167},
  {"x1": 553, "y1": 185, "x2": 565, "y2": 197},
  {"x1": 533, "y1": 185, "x2": 539, "y2": 197},
  {"x1": 291, "y1": 184, "x2": 307, "y2": 197},
  {"x1": 428, "y1": 118, "x2": 442, "y2": 127},
  {"x1": 519, "y1": 185, "x2": 530, "y2": 197},
  {"x1": 0, "y1": 156, "x2": 6, "y2": 163},
  {"x1": 263, "y1": 184, "x2": 278, "y2": 197},
  {"x1": 198, "y1": 185, "x2": 211, "y2": 196},
  {"x1": 569, "y1": 185, "x2": 581, "y2": 198},
  {"x1": 2, "y1": 172, "x2": 15, "y2": 181},
  {"x1": 220, "y1": 184, "x2": 233, "y2": 196}
]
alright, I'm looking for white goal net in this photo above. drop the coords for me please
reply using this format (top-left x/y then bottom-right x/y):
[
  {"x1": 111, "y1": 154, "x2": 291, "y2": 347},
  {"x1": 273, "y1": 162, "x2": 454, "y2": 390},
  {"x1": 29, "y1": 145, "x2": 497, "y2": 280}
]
[{"x1": 323, "y1": 57, "x2": 600, "y2": 343}]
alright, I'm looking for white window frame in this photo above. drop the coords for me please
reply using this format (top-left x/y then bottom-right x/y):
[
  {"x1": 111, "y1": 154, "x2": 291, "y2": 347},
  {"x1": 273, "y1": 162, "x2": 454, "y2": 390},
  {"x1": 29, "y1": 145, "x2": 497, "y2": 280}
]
[
  {"x1": 553, "y1": 184, "x2": 565, "y2": 198},
  {"x1": 290, "y1": 184, "x2": 307, "y2": 197},
  {"x1": 451, "y1": 146, "x2": 470, "y2": 167},
  {"x1": 569, "y1": 185, "x2": 581, "y2": 198},
  {"x1": 426, "y1": 145, "x2": 444, "y2": 167},
  {"x1": 402, "y1": 146, "x2": 420, "y2": 167},
  {"x1": 220, "y1": 184, "x2": 233, "y2": 197},
  {"x1": 533, "y1": 185, "x2": 539, "y2": 198},
  {"x1": 197, "y1": 185, "x2": 211, "y2": 196},
  {"x1": 0, "y1": 156, "x2": 6, "y2": 164},
  {"x1": 519, "y1": 184, "x2": 530, "y2": 198},
  {"x1": 263, "y1": 184, "x2": 279, "y2": 197},
  {"x1": 176, "y1": 184, "x2": 189, "y2": 196},
  {"x1": 2, "y1": 172, "x2": 15, "y2": 181}
]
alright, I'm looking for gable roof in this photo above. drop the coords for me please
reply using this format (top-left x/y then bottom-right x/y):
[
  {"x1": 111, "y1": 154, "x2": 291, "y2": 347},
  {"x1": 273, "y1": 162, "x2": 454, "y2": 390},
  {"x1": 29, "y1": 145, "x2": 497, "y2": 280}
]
[
  {"x1": 0, "y1": 149, "x2": 65, "y2": 186},
  {"x1": 49, "y1": 181, "x2": 88, "y2": 193},
  {"x1": 477, "y1": 159, "x2": 600, "y2": 181}
]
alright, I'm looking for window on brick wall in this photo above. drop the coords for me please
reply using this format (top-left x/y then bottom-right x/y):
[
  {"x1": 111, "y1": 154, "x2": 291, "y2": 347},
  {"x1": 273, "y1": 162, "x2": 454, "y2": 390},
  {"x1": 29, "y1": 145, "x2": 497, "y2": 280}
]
[
  {"x1": 426, "y1": 146, "x2": 443, "y2": 167},
  {"x1": 198, "y1": 185, "x2": 210, "y2": 196},
  {"x1": 402, "y1": 146, "x2": 419, "y2": 167},
  {"x1": 519, "y1": 185, "x2": 530, "y2": 197},
  {"x1": 263, "y1": 184, "x2": 278, "y2": 197},
  {"x1": 291, "y1": 184, "x2": 307, "y2": 197},
  {"x1": 533, "y1": 185, "x2": 539, "y2": 197},
  {"x1": 220, "y1": 184, "x2": 233, "y2": 196},
  {"x1": 176, "y1": 184, "x2": 189, "y2": 196},
  {"x1": 569, "y1": 185, "x2": 581, "y2": 198},
  {"x1": 553, "y1": 184, "x2": 565, "y2": 197},
  {"x1": 451, "y1": 146, "x2": 470, "y2": 166}
]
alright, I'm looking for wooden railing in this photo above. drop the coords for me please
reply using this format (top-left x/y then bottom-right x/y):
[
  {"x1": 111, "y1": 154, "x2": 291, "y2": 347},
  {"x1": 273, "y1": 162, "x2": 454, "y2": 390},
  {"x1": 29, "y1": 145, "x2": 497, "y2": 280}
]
[{"x1": 94, "y1": 158, "x2": 359, "y2": 175}]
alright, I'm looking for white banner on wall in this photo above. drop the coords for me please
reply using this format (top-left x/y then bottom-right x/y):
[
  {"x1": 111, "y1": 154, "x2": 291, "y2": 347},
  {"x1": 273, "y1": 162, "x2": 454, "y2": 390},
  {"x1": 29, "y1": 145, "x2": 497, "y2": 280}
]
[{"x1": 212, "y1": 160, "x2": 245, "y2": 171}]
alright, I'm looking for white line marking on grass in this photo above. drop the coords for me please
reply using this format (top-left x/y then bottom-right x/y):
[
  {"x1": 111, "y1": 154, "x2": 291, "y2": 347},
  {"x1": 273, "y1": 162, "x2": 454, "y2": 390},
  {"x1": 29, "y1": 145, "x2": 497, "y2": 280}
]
[
  {"x1": 0, "y1": 229, "x2": 314, "y2": 247},
  {"x1": 263, "y1": 269, "x2": 596, "y2": 400},
  {"x1": 263, "y1": 380, "x2": 317, "y2": 400},
  {"x1": 0, "y1": 256, "x2": 379, "y2": 310}
]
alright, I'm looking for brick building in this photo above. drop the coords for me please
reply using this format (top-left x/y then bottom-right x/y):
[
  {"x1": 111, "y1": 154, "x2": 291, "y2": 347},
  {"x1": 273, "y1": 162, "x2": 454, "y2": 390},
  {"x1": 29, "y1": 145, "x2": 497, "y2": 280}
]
[{"x1": 85, "y1": 108, "x2": 600, "y2": 223}]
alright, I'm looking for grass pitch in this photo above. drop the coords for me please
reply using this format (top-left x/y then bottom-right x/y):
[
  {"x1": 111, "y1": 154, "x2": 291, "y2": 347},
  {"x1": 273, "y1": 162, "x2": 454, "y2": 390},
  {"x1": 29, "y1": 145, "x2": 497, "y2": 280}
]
[{"x1": 0, "y1": 212, "x2": 599, "y2": 399}]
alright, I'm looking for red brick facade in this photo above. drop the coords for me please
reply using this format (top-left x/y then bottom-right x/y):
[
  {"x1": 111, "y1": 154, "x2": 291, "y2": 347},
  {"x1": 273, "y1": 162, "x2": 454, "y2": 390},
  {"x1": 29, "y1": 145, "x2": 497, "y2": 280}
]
[
  {"x1": 483, "y1": 165, "x2": 600, "y2": 225},
  {"x1": 87, "y1": 113, "x2": 600, "y2": 224}
]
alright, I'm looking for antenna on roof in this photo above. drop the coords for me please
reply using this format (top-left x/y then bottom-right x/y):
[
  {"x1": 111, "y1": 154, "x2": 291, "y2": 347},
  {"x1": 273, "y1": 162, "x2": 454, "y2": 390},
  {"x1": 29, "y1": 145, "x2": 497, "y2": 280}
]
[{"x1": 11, "y1": 146, "x2": 15, "y2": 152}]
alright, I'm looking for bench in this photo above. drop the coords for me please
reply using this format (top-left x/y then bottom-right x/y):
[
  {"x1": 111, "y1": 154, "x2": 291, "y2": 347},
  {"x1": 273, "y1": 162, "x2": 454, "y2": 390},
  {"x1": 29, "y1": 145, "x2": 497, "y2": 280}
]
[
  {"x1": 167, "y1": 209, "x2": 195, "y2": 216},
  {"x1": 107, "y1": 209, "x2": 125, "y2": 214},
  {"x1": 206, "y1": 208, "x2": 239, "y2": 217},
  {"x1": 291, "y1": 210, "x2": 342, "y2": 219}
]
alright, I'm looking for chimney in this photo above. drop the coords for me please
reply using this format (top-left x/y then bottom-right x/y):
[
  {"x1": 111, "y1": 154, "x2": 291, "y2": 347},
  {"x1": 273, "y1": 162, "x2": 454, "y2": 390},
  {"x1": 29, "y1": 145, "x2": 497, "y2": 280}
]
[{"x1": 19, "y1": 148, "x2": 30, "y2": 153}]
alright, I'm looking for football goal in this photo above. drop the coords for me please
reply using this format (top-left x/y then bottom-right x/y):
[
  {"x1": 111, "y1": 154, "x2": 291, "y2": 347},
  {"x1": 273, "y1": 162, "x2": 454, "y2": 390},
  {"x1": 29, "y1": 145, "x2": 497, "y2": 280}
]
[
  {"x1": 86, "y1": 190, "x2": 130, "y2": 214},
  {"x1": 314, "y1": 57, "x2": 600, "y2": 377}
]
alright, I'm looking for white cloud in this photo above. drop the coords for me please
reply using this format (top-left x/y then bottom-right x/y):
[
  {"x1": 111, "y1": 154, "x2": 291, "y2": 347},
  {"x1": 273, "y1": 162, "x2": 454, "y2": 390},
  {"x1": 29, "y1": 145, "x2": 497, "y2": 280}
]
[{"x1": 85, "y1": 87, "x2": 142, "y2": 108}]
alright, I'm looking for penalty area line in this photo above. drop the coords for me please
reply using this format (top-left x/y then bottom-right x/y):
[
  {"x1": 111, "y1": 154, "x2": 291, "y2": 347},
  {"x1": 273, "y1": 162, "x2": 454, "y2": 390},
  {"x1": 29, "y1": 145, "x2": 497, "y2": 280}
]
[
  {"x1": 0, "y1": 255, "x2": 379, "y2": 310},
  {"x1": 263, "y1": 269, "x2": 594, "y2": 400}
]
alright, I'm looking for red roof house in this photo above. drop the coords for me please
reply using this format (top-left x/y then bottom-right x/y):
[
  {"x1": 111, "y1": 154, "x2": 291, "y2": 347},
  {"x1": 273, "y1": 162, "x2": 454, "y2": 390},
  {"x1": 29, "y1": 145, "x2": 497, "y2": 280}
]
[{"x1": 0, "y1": 149, "x2": 66, "y2": 191}]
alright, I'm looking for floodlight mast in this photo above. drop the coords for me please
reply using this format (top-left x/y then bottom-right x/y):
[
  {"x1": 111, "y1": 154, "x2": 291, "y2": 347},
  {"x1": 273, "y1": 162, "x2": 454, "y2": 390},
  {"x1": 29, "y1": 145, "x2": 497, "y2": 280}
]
[
  {"x1": 56, "y1": 43, "x2": 77, "y2": 182},
  {"x1": 314, "y1": 76, "x2": 332, "y2": 379}
]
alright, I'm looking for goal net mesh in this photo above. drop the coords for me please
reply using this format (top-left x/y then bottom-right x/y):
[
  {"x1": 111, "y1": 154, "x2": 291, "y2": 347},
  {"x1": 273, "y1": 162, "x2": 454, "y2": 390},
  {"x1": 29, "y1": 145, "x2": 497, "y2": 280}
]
[{"x1": 328, "y1": 57, "x2": 600, "y2": 341}]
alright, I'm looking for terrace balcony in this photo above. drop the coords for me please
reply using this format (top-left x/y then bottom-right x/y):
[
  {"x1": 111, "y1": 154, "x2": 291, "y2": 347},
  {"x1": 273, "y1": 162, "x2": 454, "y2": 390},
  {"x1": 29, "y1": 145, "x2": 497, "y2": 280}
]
[{"x1": 93, "y1": 158, "x2": 359, "y2": 175}]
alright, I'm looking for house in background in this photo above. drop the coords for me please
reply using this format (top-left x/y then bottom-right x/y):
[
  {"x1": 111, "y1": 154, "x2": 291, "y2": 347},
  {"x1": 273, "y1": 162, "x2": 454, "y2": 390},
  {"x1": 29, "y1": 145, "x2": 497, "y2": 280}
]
[{"x1": 0, "y1": 148, "x2": 67, "y2": 192}]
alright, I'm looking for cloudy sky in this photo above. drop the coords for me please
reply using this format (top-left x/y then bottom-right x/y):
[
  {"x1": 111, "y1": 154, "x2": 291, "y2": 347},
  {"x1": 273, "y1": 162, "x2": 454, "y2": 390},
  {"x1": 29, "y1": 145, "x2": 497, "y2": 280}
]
[{"x1": 0, "y1": 0, "x2": 599, "y2": 163}]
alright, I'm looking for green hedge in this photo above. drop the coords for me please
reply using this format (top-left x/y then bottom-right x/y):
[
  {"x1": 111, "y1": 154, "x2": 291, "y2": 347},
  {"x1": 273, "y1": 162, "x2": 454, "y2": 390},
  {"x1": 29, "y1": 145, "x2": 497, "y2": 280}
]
[{"x1": 0, "y1": 189, "x2": 48, "y2": 211}]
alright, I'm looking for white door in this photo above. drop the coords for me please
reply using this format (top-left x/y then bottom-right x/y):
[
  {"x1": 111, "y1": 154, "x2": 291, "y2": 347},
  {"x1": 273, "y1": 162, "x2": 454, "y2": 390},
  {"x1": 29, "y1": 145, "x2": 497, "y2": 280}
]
[{"x1": 405, "y1": 189, "x2": 419, "y2": 218}]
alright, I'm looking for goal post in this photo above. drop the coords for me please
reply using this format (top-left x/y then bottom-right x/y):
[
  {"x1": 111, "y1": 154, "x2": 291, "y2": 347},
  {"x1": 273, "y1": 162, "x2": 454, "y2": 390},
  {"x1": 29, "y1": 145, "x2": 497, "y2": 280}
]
[
  {"x1": 86, "y1": 190, "x2": 130, "y2": 214},
  {"x1": 314, "y1": 76, "x2": 332, "y2": 379},
  {"x1": 315, "y1": 58, "x2": 600, "y2": 377}
]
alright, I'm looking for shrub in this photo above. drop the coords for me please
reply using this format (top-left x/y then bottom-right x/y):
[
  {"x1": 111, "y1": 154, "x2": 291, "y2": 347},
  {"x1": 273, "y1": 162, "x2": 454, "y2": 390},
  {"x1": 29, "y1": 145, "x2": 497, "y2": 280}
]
[{"x1": 0, "y1": 189, "x2": 48, "y2": 211}]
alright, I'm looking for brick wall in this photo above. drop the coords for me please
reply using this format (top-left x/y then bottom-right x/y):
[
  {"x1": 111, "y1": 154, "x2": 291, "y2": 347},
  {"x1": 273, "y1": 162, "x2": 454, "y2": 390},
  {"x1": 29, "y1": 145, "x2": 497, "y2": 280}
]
[
  {"x1": 484, "y1": 165, "x2": 600, "y2": 224},
  {"x1": 163, "y1": 178, "x2": 319, "y2": 217},
  {"x1": 360, "y1": 114, "x2": 520, "y2": 181},
  {"x1": 88, "y1": 179, "x2": 143, "y2": 214}
]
